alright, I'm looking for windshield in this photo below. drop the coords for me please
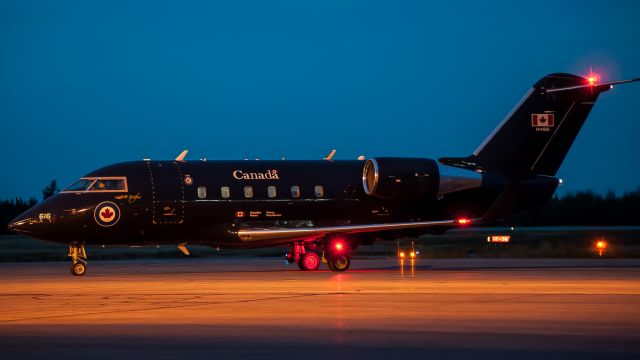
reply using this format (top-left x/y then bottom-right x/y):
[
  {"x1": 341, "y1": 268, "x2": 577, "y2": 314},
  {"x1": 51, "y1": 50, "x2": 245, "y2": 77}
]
[
  {"x1": 64, "y1": 179, "x2": 95, "y2": 192},
  {"x1": 62, "y1": 177, "x2": 128, "y2": 193}
]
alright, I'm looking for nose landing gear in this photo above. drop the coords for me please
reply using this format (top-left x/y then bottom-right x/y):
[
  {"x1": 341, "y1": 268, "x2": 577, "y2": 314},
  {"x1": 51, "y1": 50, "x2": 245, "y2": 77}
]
[{"x1": 68, "y1": 243, "x2": 88, "y2": 276}]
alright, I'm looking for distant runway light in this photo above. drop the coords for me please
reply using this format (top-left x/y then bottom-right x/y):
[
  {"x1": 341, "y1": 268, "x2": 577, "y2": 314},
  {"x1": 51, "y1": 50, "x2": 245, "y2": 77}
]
[{"x1": 595, "y1": 239, "x2": 608, "y2": 256}]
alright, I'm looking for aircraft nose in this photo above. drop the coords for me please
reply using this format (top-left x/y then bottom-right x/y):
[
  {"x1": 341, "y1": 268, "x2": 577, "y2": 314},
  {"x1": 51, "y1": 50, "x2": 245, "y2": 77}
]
[
  {"x1": 7, "y1": 212, "x2": 34, "y2": 235},
  {"x1": 7, "y1": 195, "x2": 75, "y2": 242}
]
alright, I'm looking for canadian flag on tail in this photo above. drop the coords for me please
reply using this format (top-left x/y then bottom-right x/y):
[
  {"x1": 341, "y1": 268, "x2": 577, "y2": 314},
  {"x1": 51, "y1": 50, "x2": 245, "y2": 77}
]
[{"x1": 531, "y1": 114, "x2": 555, "y2": 127}]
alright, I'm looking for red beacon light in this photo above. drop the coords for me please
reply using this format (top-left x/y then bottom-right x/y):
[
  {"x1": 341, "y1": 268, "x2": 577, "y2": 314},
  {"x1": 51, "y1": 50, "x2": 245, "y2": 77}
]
[
  {"x1": 334, "y1": 241, "x2": 344, "y2": 252},
  {"x1": 586, "y1": 68, "x2": 600, "y2": 85},
  {"x1": 456, "y1": 218, "x2": 473, "y2": 225}
]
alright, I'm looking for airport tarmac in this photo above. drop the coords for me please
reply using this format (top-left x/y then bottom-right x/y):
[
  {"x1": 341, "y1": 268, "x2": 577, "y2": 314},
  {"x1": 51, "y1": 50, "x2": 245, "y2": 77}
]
[{"x1": 1, "y1": 258, "x2": 640, "y2": 359}]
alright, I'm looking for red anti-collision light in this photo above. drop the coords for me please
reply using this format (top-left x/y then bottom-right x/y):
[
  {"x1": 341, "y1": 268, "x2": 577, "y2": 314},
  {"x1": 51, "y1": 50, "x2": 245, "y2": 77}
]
[
  {"x1": 335, "y1": 242, "x2": 344, "y2": 251},
  {"x1": 586, "y1": 68, "x2": 600, "y2": 85},
  {"x1": 456, "y1": 218, "x2": 472, "y2": 225}
]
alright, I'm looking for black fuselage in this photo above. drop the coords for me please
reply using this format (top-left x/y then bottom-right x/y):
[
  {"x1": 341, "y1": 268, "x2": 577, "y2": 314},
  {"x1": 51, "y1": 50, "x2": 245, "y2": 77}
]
[{"x1": 7, "y1": 159, "x2": 557, "y2": 248}]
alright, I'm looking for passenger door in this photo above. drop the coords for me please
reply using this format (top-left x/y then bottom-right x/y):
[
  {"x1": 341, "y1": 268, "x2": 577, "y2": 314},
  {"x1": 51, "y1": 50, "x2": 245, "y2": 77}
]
[{"x1": 148, "y1": 161, "x2": 185, "y2": 225}]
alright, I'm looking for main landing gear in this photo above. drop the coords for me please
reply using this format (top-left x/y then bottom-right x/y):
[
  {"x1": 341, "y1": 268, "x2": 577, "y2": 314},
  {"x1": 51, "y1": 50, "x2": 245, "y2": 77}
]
[
  {"x1": 286, "y1": 239, "x2": 352, "y2": 272},
  {"x1": 325, "y1": 237, "x2": 351, "y2": 272},
  {"x1": 68, "y1": 243, "x2": 88, "y2": 276},
  {"x1": 326, "y1": 254, "x2": 350, "y2": 272},
  {"x1": 286, "y1": 242, "x2": 320, "y2": 271}
]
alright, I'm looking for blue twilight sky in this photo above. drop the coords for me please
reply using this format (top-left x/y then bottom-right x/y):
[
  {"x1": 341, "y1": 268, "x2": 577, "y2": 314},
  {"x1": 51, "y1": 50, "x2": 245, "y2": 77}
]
[{"x1": 1, "y1": 0, "x2": 639, "y2": 200}]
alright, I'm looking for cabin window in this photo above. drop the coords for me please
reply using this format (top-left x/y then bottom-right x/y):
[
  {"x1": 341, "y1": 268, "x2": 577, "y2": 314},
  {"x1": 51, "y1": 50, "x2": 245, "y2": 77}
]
[
  {"x1": 267, "y1": 186, "x2": 277, "y2": 198},
  {"x1": 314, "y1": 185, "x2": 324, "y2": 198},
  {"x1": 197, "y1": 186, "x2": 207, "y2": 199},
  {"x1": 291, "y1": 185, "x2": 300, "y2": 198},
  {"x1": 244, "y1": 186, "x2": 254, "y2": 198},
  {"x1": 221, "y1": 186, "x2": 230, "y2": 199}
]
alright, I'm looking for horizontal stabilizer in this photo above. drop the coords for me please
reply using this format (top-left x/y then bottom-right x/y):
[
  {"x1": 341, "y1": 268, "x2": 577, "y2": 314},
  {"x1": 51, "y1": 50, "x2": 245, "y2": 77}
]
[{"x1": 546, "y1": 78, "x2": 640, "y2": 93}]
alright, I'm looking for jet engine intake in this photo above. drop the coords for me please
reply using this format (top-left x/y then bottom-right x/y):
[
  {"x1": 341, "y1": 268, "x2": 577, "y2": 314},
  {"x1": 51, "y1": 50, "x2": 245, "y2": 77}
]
[{"x1": 362, "y1": 158, "x2": 439, "y2": 200}]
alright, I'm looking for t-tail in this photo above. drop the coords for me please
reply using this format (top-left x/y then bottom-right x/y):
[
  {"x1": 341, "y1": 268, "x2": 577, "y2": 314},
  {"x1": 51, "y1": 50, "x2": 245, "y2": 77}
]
[
  {"x1": 440, "y1": 73, "x2": 639, "y2": 177},
  {"x1": 439, "y1": 73, "x2": 639, "y2": 221}
]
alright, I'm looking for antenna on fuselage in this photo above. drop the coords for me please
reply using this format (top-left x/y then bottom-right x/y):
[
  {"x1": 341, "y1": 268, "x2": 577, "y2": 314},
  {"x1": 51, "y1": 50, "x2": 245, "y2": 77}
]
[
  {"x1": 175, "y1": 149, "x2": 188, "y2": 162},
  {"x1": 324, "y1": 149, "x2": 336, "y2": 161}
]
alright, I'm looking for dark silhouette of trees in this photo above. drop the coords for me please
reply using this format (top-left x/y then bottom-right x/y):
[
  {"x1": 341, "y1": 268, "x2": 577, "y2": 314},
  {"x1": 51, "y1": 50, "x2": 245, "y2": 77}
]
[
  {"x1": 0, "y1": 197, "x2": 38, "y2": 234},
  {"x1": 506, "y1": 188, "x2": 640, "y2": 226},
  {"x1": 42, "y1": 180, "x2": 59, "y2": 200}
]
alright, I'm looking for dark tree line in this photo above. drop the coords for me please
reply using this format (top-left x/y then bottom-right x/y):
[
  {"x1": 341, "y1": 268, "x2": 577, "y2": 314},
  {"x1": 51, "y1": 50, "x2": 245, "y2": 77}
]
[
  {"x1": 0, "y1": 197, "x2": 38, "y2": 234},
  {"x1": 1, "y1": 180, "x2": 58, "y2": 235},
  {"x1": 42, "y1": 180, "x2": 59, "y2": 200},
  {"x1": 506, "y1": 188, "x2": 640, "y2": 226}
]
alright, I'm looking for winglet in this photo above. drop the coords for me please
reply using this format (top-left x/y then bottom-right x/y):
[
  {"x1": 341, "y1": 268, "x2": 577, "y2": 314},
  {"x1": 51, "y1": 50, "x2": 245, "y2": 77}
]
[
  {"x1": 175, "y1": 150, "x2": 188, "y2": 162},
  {"x1": 324, "y1": 149, "x2": 336, "y2": 161}
]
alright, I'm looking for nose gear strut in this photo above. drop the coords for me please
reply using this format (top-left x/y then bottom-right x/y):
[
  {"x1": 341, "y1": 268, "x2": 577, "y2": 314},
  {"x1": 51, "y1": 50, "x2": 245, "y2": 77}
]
[{"x1": 68, "y1": 243, "x2": 87, "y2": 276}]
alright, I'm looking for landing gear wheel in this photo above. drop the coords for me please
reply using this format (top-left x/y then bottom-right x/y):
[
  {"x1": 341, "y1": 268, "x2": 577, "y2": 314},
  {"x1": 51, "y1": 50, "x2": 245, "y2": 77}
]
[
  {"x1": 68, "y1": 243, "x2": 88, "y2": 276},
  {"x1": 71, "y1": 262, "x2": 87, "y2": 276},
  {"x1": 298, "y1": 252, "x2": 320, "y2": 271},
  {"x1": 328, "y1": 255, "x2": 350, "y2": 272}
]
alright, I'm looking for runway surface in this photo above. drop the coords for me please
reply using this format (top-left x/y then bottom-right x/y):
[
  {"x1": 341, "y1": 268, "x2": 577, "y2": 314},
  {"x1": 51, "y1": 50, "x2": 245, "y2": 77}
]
[{"x1": 1, "y1": 258, "x2": 640, "y2": 359}]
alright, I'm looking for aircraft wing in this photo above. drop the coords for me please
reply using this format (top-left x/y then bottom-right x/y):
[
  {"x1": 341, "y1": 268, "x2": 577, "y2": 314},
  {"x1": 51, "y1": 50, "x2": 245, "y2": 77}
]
[{"x1": 234, "y1": 219, "x2": 474, "y2": 242}]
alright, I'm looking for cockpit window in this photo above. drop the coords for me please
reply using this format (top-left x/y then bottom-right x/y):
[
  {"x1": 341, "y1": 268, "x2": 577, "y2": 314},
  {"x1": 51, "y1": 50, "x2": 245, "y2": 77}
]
[
  {"x1": 64, "y1": 179, "x2": 95, "y2": 192},
  {"x1": 90, "y1": 178, "x2": 126, "y2": 191},
  {"x1": 62, "y1": 177, "x2": 128, "y2": 193}
]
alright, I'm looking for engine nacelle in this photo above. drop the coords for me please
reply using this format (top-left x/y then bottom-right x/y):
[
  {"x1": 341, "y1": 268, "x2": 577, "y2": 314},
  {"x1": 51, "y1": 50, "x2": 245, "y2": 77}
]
[{"x1": 362, "y1": 158, "x2": 439, "y2": 200}]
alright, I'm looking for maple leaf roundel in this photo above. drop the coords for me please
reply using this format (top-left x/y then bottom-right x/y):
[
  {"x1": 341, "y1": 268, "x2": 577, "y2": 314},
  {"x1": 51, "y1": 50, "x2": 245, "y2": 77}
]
[{"x1": 94, "y1": 201, "x2": 121, "y2": 227}]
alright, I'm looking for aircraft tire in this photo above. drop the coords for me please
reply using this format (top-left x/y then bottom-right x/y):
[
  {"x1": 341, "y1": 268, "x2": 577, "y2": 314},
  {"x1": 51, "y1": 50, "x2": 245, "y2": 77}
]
[
  {"x1": 298, "y1": 252, "x2": 320, "y2": 271},
  {"x1": 71, "y1": 262, "x2": 87, "y2": 276},
  {"x1": 328, "y1": 255, "x2": 350, "y2": 272}
]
